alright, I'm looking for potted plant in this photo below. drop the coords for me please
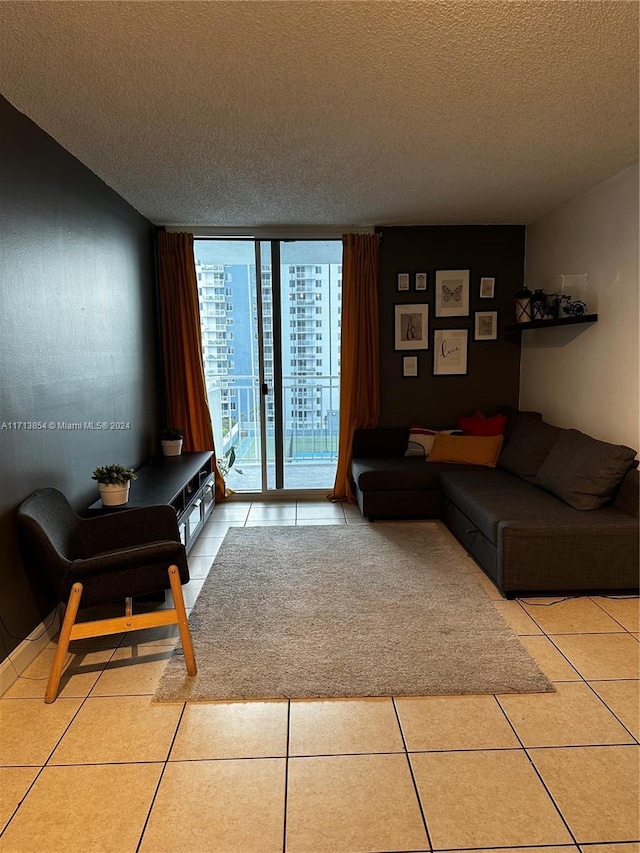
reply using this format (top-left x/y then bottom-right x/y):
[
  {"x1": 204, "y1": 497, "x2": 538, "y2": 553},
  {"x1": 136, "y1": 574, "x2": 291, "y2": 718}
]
[
  {"x1": 92, "y1": 463, "x2": 137, "y2": 506},
  {"x1": 161, "y1": 427, "x2": 183, "y2": 456}
]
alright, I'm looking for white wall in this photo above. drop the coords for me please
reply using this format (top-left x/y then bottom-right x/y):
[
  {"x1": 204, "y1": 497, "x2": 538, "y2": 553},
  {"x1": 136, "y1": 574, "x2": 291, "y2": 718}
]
[{"x1": 520, "y1": 164, "x2": 639, "y2": 452}]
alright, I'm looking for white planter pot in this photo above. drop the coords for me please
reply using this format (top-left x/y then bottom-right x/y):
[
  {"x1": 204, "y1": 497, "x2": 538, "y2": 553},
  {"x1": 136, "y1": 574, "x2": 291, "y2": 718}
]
[
  {"x1": 98, "y1": 482, "x2": 130, "y2": 506},
  {"x1": 161, "y1": 439, "x2": 183, "y2": 456}
]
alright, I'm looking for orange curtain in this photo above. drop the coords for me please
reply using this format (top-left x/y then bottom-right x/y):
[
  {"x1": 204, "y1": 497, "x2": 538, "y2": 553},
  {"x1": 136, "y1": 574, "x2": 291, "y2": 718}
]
[
  {"x1": 330, "y1": 233, "x2": 380, "y2": 502},
  {"x1": 156, "y1": 231, "x2": 226, "y2": 501}
]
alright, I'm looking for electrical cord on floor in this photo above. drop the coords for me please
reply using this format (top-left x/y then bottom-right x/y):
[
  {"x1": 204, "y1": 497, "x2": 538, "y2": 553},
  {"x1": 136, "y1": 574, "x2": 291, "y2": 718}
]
[{"x1": 516, "y1": 593, "x2": 639, "y2": 605}]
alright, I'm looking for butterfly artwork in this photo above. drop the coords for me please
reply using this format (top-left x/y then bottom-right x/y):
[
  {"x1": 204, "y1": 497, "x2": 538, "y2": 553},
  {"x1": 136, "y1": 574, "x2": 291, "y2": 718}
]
[
  {"x1": 442, "y1": 283, "x2": 462, "y2": 302},
  {"x1": 435, "y1": 270, "x2": 469, "y2": 317}
]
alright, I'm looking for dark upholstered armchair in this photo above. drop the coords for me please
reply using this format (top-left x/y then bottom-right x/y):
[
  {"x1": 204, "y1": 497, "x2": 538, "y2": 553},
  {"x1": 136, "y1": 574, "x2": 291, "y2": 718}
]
[{"x1": 17, "y1": 487, "x2": 197, "y2": 703}]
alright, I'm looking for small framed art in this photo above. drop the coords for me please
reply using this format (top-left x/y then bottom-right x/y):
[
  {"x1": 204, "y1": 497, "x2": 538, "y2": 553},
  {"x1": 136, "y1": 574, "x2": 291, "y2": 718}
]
[
  {"x1": 479, "y1": 277, "x2": 495, "y2": 298},
  {"x1": 474, "y1": 311, "x2": 498, "y2": 340},
  {"x1": 415, "y1": 272, "x2": 427, "y2": 291},
  {"x1": 394, "y1": 303, "x2": 429, "y2": 350},
  {"x1": 397, "y1": 272, "x2": 410, "y2": 292},
  {"x1": 433, "y1": 329, "x2": 468, "y2": 375},
  {"x1": 403, "y1": 356, "x2": 418, "y2": 377},
  {"x1": 435, "y1": 270, "x2": 469, "y2": 317}
]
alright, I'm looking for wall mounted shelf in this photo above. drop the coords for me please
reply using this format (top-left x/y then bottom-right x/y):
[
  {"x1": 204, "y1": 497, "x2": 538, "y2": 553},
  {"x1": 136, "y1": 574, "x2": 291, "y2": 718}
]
[{"x1": 504, "y1": 314, "x2": 598, "y2": 333}]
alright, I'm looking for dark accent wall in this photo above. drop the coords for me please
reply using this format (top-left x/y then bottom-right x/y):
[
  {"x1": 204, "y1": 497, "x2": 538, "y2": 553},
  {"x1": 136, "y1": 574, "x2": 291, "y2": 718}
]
[
  {"x1": 0, "y1": 96, "x2": 159, "y2": 661},
  {"x1": 378, "y1": 225, "x2": 525, "y2": 427}
]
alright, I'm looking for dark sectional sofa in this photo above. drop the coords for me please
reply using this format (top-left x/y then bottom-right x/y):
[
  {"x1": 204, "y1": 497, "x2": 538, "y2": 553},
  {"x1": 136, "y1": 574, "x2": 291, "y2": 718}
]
[{"x1": 350, "y1": 408, "x2": 639, "y2": 597}]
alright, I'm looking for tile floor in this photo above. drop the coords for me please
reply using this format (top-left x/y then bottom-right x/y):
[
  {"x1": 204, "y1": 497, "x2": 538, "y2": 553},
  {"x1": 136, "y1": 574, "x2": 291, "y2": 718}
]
[{"x1": 0, "y1": 499, "x2": 638, "y2": 852}]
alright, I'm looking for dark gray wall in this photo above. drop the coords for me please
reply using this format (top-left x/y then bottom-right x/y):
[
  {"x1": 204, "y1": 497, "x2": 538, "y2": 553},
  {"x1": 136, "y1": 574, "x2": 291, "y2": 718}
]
[
  {"x1": 0, "y1": 96, "x2": 159, "y2": 660},
  {"x1": 378, "y1": 225, "x2": 525, "y2": 427}
]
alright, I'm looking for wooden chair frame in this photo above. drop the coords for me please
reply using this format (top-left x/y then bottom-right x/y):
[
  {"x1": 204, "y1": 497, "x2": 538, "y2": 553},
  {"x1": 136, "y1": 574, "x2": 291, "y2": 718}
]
[{"x1": 45, "y1": 564, "x2": 196, "y2": 703}]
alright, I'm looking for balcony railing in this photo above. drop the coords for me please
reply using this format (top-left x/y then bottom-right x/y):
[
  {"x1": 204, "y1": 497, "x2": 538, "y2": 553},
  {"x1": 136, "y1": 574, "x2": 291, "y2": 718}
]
[{"x1": 206, "y1": 373, "x2": 340, "y2": 490}]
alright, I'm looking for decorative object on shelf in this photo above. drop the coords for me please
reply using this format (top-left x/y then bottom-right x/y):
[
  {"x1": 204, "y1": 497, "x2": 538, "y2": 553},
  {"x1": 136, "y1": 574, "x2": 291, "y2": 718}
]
[
  {"x1": 92, "y1": 463, "x2": 137, "y2": 506},
  {"x1": 514, "y1": 286, "x2": 533, "y2": 323},
  {"x1": 161, "y1": 427, "x2": 184, "y2": 456},
  {"x1": 435, "y1": 270, "x2": 469, "y2": 317},
  {"x1": 479, "y1": 277, "x2": 495, "y2": 298},
  {"x1": 415, "y1": 272, "x2": 427, "y2": 291},
  {"x1": 531, "y1": 289, "x2": 547, "y2": 321},
  {"x1": 433, "y1": 329, "x2": 468, "y2": 375},
  {"x1": 397, "y1": 272, "x2": 410, "y2": 292},
  {"x1": 474, "y1": 311, "x2": 498, "y2": 341},
  {"x1": 402, "y1": 355, "x2": 418, "y2": 377},
  {"x1": 394, "y1": 303, "x2": 429, "y2": 350}
]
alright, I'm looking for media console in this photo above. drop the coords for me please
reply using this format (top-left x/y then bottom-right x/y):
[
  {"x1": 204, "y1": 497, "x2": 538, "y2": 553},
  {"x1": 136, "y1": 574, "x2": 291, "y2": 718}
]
[{"x1": 88, "y1": 451, "x2": 215, "y2": 554}]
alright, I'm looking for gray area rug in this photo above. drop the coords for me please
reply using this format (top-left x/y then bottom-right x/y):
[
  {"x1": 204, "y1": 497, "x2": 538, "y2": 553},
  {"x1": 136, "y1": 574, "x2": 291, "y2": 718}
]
[{"x1": 154, "y1": 522, "x2": 553, "y2": 702}]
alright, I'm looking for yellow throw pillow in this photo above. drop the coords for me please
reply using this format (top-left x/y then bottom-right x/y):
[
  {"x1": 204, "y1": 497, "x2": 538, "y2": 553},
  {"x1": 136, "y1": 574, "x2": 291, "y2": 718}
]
[{"x1": 427, "y1": 433, "x2": 504, "y2": 467}]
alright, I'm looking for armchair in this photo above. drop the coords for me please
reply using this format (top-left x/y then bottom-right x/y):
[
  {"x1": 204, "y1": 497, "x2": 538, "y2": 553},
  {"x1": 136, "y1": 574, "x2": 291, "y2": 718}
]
[{"x1": 17, "y1": 487, "x2": 197, "y2": 703}]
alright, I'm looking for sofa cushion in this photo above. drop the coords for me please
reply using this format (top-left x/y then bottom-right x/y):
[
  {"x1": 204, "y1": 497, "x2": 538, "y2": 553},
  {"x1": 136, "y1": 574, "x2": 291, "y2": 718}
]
[
  {"x1": 496, "y1": 405, "x2": 543, "y2": 445},
  {"x1": 497, "y1": 419, "x2": 563, "y2": 483},
  {"x1": 457, "y1": 414, "x2": 507, "y2": 436},
  {"x1": 405, "y1": 426, "x2": 463, "y2": 457},
  {"x1": 439, "y1": 468, "x2": 633, "y2": 544},
  {"x1": 352, "y1": 457, "x2": 477, "y2": 492},
  {"x1": 536, "y1": 429, "x2": 637, "y2": 510},
  {"x1": 427, "y1": 434, "x2": 503, "y2": 467}
]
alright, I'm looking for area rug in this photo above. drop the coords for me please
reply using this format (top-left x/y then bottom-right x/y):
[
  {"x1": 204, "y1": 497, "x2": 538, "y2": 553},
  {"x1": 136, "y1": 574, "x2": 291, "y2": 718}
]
[{"x1": 154, "y1": 522, "x2": 553, "y2": 702}]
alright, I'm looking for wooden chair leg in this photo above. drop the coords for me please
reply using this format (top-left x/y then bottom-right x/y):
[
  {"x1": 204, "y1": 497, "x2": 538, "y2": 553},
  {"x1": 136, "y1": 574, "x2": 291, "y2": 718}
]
[
  {"x1": 168, "y1": 565, "x2": 197, "y2": 676},
  {"x1": 45, "y1": 582, "x2": 83, "y2": 704}
]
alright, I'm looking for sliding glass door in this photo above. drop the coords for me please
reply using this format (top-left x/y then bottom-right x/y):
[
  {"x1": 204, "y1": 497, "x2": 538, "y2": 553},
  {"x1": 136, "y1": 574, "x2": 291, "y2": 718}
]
[{"x1": 194, "y1": 238, "x2": 341, "y2": 493}]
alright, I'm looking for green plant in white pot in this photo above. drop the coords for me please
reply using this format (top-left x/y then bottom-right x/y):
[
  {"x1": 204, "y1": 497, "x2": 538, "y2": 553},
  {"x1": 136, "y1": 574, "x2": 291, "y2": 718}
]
[
  {"x1": 92, "y1": 463, "x2": 137, "y2": 506},
  {"x1": 161, "y1": 427, "x2": 183, "y2": 456}
]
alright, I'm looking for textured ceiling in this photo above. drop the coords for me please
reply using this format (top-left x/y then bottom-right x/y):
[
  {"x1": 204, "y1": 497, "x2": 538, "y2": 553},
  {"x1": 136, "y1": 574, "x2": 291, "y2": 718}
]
[{"x1": 0, "y1": 1, "x2": 638, "y2": 228}]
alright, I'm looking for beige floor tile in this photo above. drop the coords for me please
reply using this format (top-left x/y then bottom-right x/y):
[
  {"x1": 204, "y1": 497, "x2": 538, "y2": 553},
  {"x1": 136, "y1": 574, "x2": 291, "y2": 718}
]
[
  {"x1": 520, "y1": 597, "x2": 625, "y2": 634},
  {"x1": 0, "y1": 763, "x2": 162, "y2": 853},
  {"x1": 295, "y1": 503, "x2": 345, "y2": 520},
  {"x1": 396, "y1": 694, "x2": 520, "y2": 751},
  {"x1": 0, "y1": 698, "x2": 82, "y2": 766},
  {"x1": 209, "y1": 505, "x2": 250, "y2": 521},
  {"x1": 199, "y1": 520, "x2": 245, "y2": 538},
  {"x1": 117, "y1": 623, "x2": 180, "y2": 647},
  {"x1": 530, "y1": 745, "x2": 640, "y2": 842},
  {"x1": 0, "y1": 767, "x2": 39, "y2": 831},
  {"x1": 472, "y1": 849, "x2": 579, "y2": 853},
  {"x1": 411, "y1": 749, "x2": 572, "y2": 849},
  {"x1": 245, "y1": 519, "x2": 297, "y2": 526},
  {"x1": 139, "y1": 758, "x2": 285, "y2": 853},
  {"x1": 89, "y1": 644, "x2": 175, "y2": 696},
  {"x1": 592, "y1": 596, "x2": 640, "y2": 632},
  {"x1": 49, "y1": 695, "x2": 182, "y2": 764},
  {"x1": 295, "y1": 517, "x2": 346, "y2": 525},
  {"x1": 187, "y1": 553, "x2": 215, "y2": 577},
  {"x1": 590, "y1": 680, "x2": 640, "y2": 740},
  {"x1": 170, "y1": 701, "x2": 288, "y2": 760},
  {"x1": 2, "y1": 646, "x2": 114, "y2": 700},
  {"x1": 289, "y1": 698, "x2": 404, "y2": 756},
  {"x1": 188, "y1": 536, "x2": 228, "y2": 559},
  {"x1": 345, "y1": 515, "x2": 369, "y2": 524},
  {"x1": 474, "y1": 572, "x2": 505, "y2": 600},
  {"x1": 498, "y1": 682, "x2": 634, "y2": 747},
  {"x1": 180, "y1": 577, "x2": 205, "y2": 608},
  {"x1": 581, "y1": 845, "x2": 640, "y2": 853},
  {"x1": 286, "y1": 753, "x2": 428, "y2": 853},
  {"x1": 551, "y1": 633, "x2": 640, "y2": 680},
  {"x1": 519, "y1": 635, "x2": 582, "y2": 681},
  {"x1": 247, "y1": 506, "x2": 297, "y2": 521},
  {"x1": 493, "y1": 600, "x2": 544, "y2": 635}
]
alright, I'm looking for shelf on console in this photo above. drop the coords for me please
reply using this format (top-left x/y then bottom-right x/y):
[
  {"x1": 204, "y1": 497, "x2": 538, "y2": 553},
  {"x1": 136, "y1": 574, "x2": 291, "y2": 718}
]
[{"x1": 504, "y1": 314, "x2": 598, "y2": 333}]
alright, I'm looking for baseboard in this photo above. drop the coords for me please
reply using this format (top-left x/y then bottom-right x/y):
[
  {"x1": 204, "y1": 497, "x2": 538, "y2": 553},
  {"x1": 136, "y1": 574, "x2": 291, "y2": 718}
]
[{"x1": 0, "y1": 608, "x2": 60, "y2": 697}]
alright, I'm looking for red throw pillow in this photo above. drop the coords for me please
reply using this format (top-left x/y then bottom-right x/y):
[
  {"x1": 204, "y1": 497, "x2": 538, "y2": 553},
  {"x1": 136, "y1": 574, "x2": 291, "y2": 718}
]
[{"x1": 457, "y1": 414, "x2": 507, "y2": 436}]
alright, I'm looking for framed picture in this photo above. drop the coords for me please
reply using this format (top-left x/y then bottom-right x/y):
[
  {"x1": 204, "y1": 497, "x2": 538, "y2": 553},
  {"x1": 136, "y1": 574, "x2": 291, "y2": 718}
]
[
  {"x1": 435, "y1": 269, "x2": 470, "y2": 317},
  {"x1": 415, "y1": 272, "x2": 427, "y2": 291},
  {"x1": 474, "y1": 310, "x2": 498, "y2": 340},
  {"x1": 397, "y1": 272, "x2": 410, "y2": 292},
  {"x1": 403, "y1": 356, "x2": 418, "y2": 377},
  {"x1": 394, "y1": 303, "x2": 429, "y2": 350},
  {"x1": 433, "y1": 329, "x2": 468, "y2": 375},
  {"x1": 479, "y1": 277, "x2": 495, "y2": 298}
]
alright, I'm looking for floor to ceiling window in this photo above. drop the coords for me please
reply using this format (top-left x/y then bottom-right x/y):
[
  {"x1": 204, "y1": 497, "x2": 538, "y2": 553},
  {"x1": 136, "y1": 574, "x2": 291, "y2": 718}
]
[{"x1": 194, "y1": 238, "x2": 342, "y2": 493}]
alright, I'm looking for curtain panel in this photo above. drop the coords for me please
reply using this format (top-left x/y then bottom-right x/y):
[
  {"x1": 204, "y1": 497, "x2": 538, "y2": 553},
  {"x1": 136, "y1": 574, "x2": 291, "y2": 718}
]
[
  {"x1": 156, "y1": 231, "x2": 225, "y2": 500},
  {"x1": 330, "y1": 233, "x2": 381, "y2": 501}
]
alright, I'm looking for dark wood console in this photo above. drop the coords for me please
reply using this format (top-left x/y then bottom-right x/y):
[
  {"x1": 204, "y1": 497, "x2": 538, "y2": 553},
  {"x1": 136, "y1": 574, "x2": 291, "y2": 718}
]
[{"x1": 88, "y1": 451, "x2": 215, "y2": 554}]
